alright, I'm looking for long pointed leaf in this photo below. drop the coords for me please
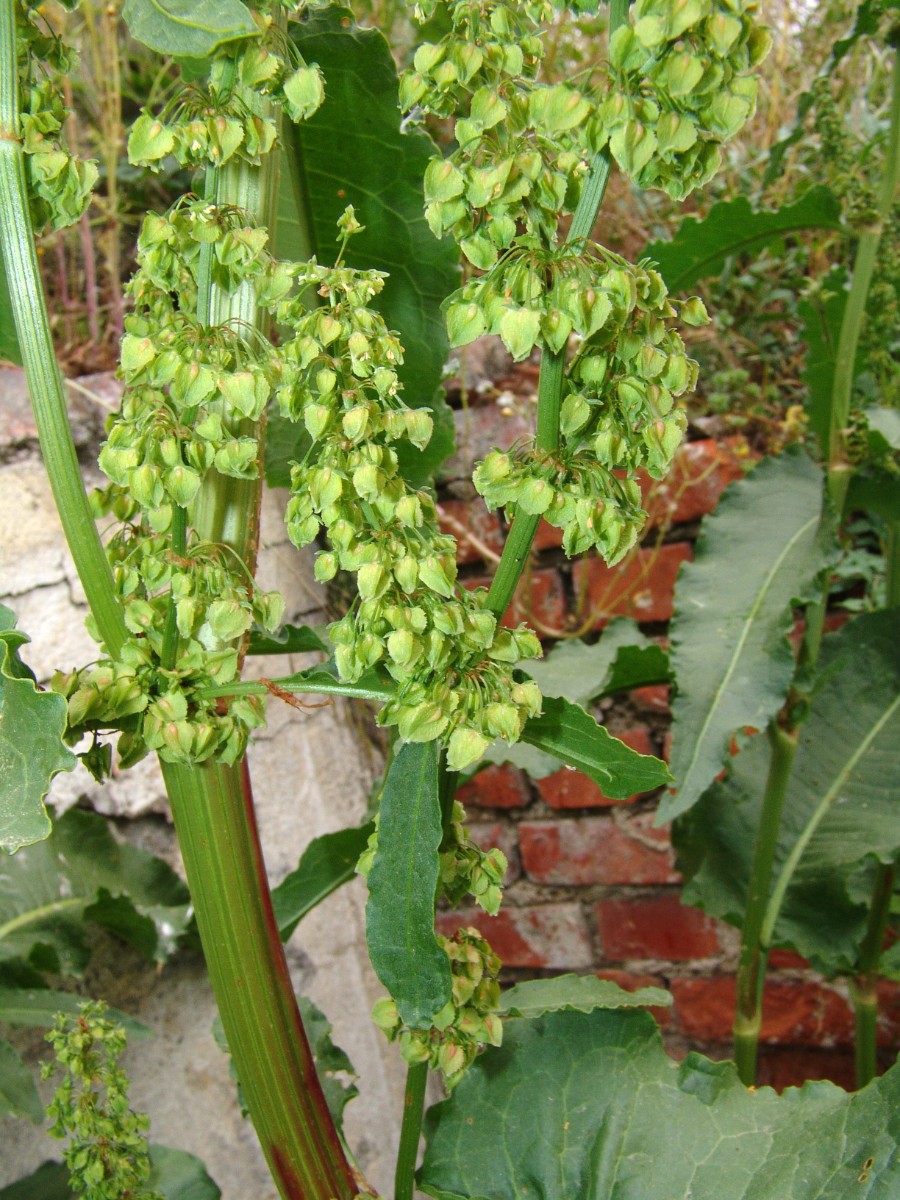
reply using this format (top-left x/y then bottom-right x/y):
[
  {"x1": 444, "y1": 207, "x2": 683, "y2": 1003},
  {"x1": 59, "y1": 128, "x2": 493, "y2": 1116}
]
[
  {"x1": 273, "y1": 821, "x2": 375, "y2": 941},
  {"x1": 121, "y1": 0, "x2": 257, "y2": 56},
  {"x1": 521, "y1": 696, "x2": 670, "y2": 799},
  {"x1": 663, "y1": 451, "x2": 830, "y2": 823},
  {"x1": 0, "y1": 1037, "x2": 42, "y2": 1123},
  {"x1": 365, "y1": 742, "x2": 451, "y2": 1027},
  {"x1": 646, "y1": 187, "x2": 842, "y2": 292}
]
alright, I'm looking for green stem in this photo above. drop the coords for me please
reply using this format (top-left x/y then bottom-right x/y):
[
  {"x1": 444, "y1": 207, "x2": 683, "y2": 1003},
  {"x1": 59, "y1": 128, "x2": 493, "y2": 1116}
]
[
  {"x1": 394, "y1": 1060, "x2": 428, "y2": 1200},
  {"x1": 160, "y1": 505, "x2": 187, "y2": 672},
  {"x1": 851, "y1": 863, "x2": 895, "y2": 1089},
  {"x1": 827, "y1": 48, "x2": 900, "y2": 494},
  {"x1": 162, "y1": 760, "x2": 357, "y2": 1200},
  {"x1": 733, "y1": 723, "x2": 798, "y2": 1086},
  {"x1": 0, "y1": 0, "x2": 126, "y2": 657}
]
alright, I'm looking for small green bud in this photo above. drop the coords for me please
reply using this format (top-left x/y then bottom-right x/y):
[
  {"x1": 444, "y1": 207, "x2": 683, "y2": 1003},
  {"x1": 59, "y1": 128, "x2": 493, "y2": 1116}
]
[
  {"x1": 314, "y1": 551, "x2": 338, "y2": 583},
  {"x1": 282, "y1": 66, "x2": 325, "y2": 122},
  {"x1": 447, "y1": 726, "x2": 490, "y2": 771},
  {"x1": 371, "y1": 997, "x2": 400, "y2": 1034}
]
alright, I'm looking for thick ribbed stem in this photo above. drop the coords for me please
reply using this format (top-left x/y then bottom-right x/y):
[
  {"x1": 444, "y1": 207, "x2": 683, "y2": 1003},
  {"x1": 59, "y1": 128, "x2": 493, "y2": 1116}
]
[{"x1": 0, "y1": 0, "x2": 126, "y2": 657}]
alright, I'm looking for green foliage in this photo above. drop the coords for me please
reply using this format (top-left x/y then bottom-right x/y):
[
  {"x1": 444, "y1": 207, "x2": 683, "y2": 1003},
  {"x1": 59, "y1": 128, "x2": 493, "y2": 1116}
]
[
  {"x1": 0, "y1": 988, "x2": 149, "y2": 1038},
  {"x1": 646, "y1": 186, "x2": 844, "y2": 292},
  {"x1": 797, "y1": 265, "x2": 857, "y2": 457},
  {"x1": 297, "y1": 995, "x2": 359, "y2": 1134},
  {"x1": 42, "y1": 1001, "x2": 162, "y2": 1200},
  {"x1": 497, "y1": 973, "x2": 672, "y2": 1018},
  {"x1": 0, "y1": 245, "x2": 20, "y2": 363},
  {"x1": 519, "y1": 696, "x2": 671, "y2": 798},
  {"x1": 420, "y1": 1008, "x2": 900, "y2": 1200},
  {"x1": 272, "y1": 821, "x2": 375, "y2": 941},
  {"x1": 678, "y1": 611, "x2": 900, "y2": 974},
  {"x1": 521, "y1": 619, "x2": 671, "y2": 707},
  {"x1": 663, "y1": 451, "x2": 832, "y2": 822},
  {"x1": 121, "y1": 0, "x2": 258, "y2": 58},
  {"x1": 364, "y1": 742, "x2": 451, "y2": 1028},
  {"x1": 0, "y1": 1148, "x2": 220, "y2": 1200},
  {"x1": 0, "y1": 807, "x2": 191, "y2": 973},
  {"x1": 0, "y1": 1037, "x2": 43, "y2": 1123},
  {"x1": 0, "y1": 604, "x2": 75, "y2": 853}
]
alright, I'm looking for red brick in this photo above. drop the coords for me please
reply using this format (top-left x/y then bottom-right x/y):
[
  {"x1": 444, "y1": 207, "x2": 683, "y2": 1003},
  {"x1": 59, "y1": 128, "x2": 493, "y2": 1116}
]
[
  {"x1": 436, "y1": 903, "x2": 593, "y2": 970},
  {"x1": 630, "y1": 684, "x2": 671, "y2": 714},
  {"x1": 537, "y1": 727, "x2": 657, "y2": 809},
  {"x1": 457, "y1": 763, "x2": 531, "y2": 809},
  {"x1": 573, "y1": 542, "x2": 692, "y2": 629},
  {"x1": 533, "y1": 518, "x2": 564, "y2": 551},
  {"x1": 641, "y1": 438, "x2": 746, "y2": 527},
  {"x1": 443, "y1": 405, "x2": 532, "y2": 482},
  {"x1": 465, "y1": 567, "x2": 566, "y2": 631},
  {"x1": 670, "y1": 977, "x2": 855, "y2": 1046},
  {"x1": 438, "y1": 500, "x2": 504, "y2": 566},
  {"x1": 768, "y1": 949, "x2": 809, "y2": 970},
  {"x1": 519, "y1": 813, "x2": 678, "y2": 886},
  {"x1": 467, "y1": 821, "x2": 520, "y2": 883},
  {"x1": 596, "y1": 969, "x2": 672, "y2": 1026},
  {"x1": 757, "y1": 1047, "x2": 856, "y2": 1092},
  {"x1": 596, "y1": 894, "x2": 720, "y2": 961}
]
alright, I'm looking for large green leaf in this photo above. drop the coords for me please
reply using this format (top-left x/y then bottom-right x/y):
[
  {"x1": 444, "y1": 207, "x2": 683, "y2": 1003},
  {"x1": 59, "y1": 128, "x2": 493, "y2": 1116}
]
[
  {"x1": 273, "y1": 821, "x2": 375, "y2": 941},
  {"x1": 274, "y1": 7, "x2": 459, "y2": 487},
  {"x1": 0, "y1": 808, "x2": 191, "y2": 973},
  {"x1": 0, "y1": 988, "x2": 150, "y2": 1037},
  {"x1": 0, "y1": 1147, "x2": 220, "y2": 1200},
  {"x1": 0, "y1": 605, "x2": 75, "y2": 853},
  {"x1": 365, "y1": 741, "x2": 451, "y2": 1027},
  {"x1": 121, "y1": 0, "x2": 257, "y2": 57},
  {"x1": 662, "y1": 452, "x2": 830, "y2": 823},
  {"x1": 420, "y1": 1008, "x2": 900, "y2": 1200},
  {"x1": 0, "y1": 1037, "x2": 42, "y2": 1123},
  {"x1": 522, "y1": 619, "x2": 670, "y2": 708},
  {"x1": 498, "y1": 974, "x2": 671, "y2": 1019},
  {"x1": 0, "y1": 247, "x2": 21, "y2": 364},
  {"x1": 646, "y1": 187, "x2": 843, "y2": 293},
  {"x1": 520, "y1": 697, "x2": 670, "y2": 799},
  {"x1": 680, "y1": 611, "x2": 900, "y2": 974}
]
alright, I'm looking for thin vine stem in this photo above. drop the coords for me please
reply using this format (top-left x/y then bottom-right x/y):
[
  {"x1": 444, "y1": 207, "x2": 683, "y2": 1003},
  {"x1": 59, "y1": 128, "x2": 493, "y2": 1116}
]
[
  {"x1": 394, "y1": 1061, "x2": 428, "y2": 1200},
  {"x1": 0, "y1": 0, "x2": 126, "y2": 657}
]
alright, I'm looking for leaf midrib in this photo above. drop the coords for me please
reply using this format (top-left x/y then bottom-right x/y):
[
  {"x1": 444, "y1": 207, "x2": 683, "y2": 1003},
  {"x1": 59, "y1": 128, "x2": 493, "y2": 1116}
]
[{"x1": 675, "y1": 513, "x2": 819, "y2": 806}]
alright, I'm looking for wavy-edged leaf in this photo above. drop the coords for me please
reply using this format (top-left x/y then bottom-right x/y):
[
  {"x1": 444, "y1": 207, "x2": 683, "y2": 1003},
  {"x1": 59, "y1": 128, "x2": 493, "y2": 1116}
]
[
  {"x1": 273, "y1": 7, "x2": 459, "y2": 488},
  {"x1": 273, "y1": 821, "x2": 374, "y2": 941},
  {"x1": 0, "y1": 988, "x2": 150, "y2": 1037},
  {"x1": 0, "y1": 605, "x2": 75, "y2": 853},
  {"x1": 0, "y1": 1037, "x2": 42, "y2": 1123},
  {"x1": 121, "y1": 0, "x2": 256, "y2": 57},
  {"x1": 297, "y1": 995, "x2": 359, "y2": 1134},
  {"x1": 663, "y1": 452, "x2": 830, "y2": 823},
  {"x1": 498, "y1": 974, "x2": 671, "y2": 1019},
  {"x1": 247, "y1": 623, "x2": 328, "y2": 656},
  {"x1": 0, "y1": 247, "x2": 20, "y2": 364},
  {"x1": 365, "y1": 741, "x2": 451, "y2": 1027},
  {"x1": 520, "y1": 697, "x2": 670, "y2": 799},
  {"x1": 646, "y1": 187, "x2": 843, "y2": 293},
  {"x1": 0, "y1": 808, "x2": 191, "y2": 973},
  {"x1": 522, "y1": 619, "x2": 670, "y2": 708},
  {"x1": 421, "y1": 1008, "x2": 900, "y2": 1200},
  {"x1": 678, "y1": 612, "x2": 900, "y2": 974}
]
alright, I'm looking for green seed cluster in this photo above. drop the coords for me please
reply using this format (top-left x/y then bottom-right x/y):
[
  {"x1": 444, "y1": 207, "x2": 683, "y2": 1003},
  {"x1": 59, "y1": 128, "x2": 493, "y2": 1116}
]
[
  {"x1": 599, "y1": 0, "x2": 772, "y2": 199},
  {"x1": 403, "y1": 0, "x2": 601, "y2": 265},
  {"x1": 15, "y1": 5, "x2": 97, "y2": 230},
  {"x1": 455, "y1": 249, "x2": 707, "y2": 561},
  {"x1": 371, "y1": 927, "x2": 503, "y2": 1087},
  {"x1": 275, "y1": 216, "x2": 542, "y2": 772},
  {"x1": 128, "y1": 18, "x2": 324, "y2": 171},
  {"x1": 43, "y1": 1002, "x2": 162, "y2": 1200},
  {"x1": 440, "y1": 800, "x2": 508, "y2": 916}
]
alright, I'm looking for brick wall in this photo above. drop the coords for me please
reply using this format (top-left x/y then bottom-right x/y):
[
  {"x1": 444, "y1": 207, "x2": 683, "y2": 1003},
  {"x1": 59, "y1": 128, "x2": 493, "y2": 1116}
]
[{"x1": 437, "y1": 402, "x2": 899, "y2": 1091}]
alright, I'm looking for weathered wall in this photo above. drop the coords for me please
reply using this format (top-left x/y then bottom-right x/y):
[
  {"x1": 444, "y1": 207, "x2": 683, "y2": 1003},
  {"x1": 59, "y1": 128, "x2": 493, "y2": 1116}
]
[{"x1": 0, "y1": 367, "x2": 405, "y2": 1197}]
